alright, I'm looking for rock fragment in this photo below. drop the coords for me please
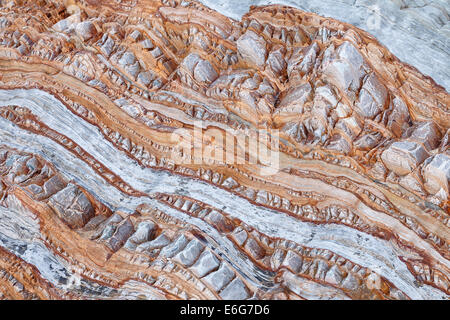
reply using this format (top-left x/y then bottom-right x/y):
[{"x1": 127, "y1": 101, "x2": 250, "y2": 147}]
[
  {"x1": 48, "y1": 183, "x2": 94, "y2": 229},
  {"x1": 237, "y1": 30, "x2": 267, "y2": 67},
  {"x1": 381, "y1": 141, "x2": 429, "y2": 175}
]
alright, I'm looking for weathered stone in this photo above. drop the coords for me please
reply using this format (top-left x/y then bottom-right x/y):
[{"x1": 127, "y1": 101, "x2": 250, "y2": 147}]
[
  {"x1": 422, "y1": 154, "x2": 450, "y2": 195},
  {"x1": 100, "y1": 37, "x2": 115, "y2": 56},
  {"x1": 220, "y1": 278, "x2": 250, "y2": 300},
  {"x1": 181, "y1": 53, "x2": 201, "y2": 73},
  {"x1": 281, "y1": 250, "x2": 303, "y2": 273},
  {"x1": 278, "y1": 82, "x2": 312, "y2": 110},
  {"x1": 129, "y1": 30, "x2": 141, "y2": 41},
  {"x1": 256, "y1": 191, "x2": 271, "y2": 206},
  {"x1": 231, "y1": 227, "x2": 248, "y2": 246},
  {"x1": 136, "y1": 233, "x2": 171, "y2": 252},
  {"x1": 409, "y1": 121, "x2": 441, "y2": 151},
  {"x1": 48, "y1": 183, "x2": 94, "y2": 229},
  {"x1": 82, "y1": 216, "x2": 106, "y2": 234},
  {"x1": 270, "y1": 249, "x2": 286, "y2": 270},
  {"x1": 244, "y1": 237, "x2": 265, "y2": 260},
  {"x1": 335, "y1": 117, "x2": 362, "y2": 140},
  {"x1": 2, "y1": 0, "x2": 449, "y2": 301},
  {"x1": 355, "y1": 73, "x2": 387, "y2": 118},
  {"x1": 107, "y1": 218, "x2": 134, "y2": 251},
  {"x1": 381, "y1": 141, "x2": 429, "y2": 175},
  {"x1": 221, "y1": 177, "x2": 238, "y2": 189},
  {"x1": 140, "y1": 39, "x2": 154, "y2": 49},
  {"x1": 42, "y1": 175, "x2": 66, "y2": 197},
  {"x1": 314, "y1": 259, "x2": 330, "y2": 279},
  {"x1": 173, "y1": 239, "x2": 204, "y2": 267},
  {"x1": 336, "y1": 41, "x2": 365, "y2": 69},
  {"x1": 341, "y1": 273, "x2": 360, "y2": 290},
  {"x1": 323, "y1": 41, "x2": 366, "y2": 94},
  {"x1": 326, "y1": 134, "x2": 352, "y2": 155},
  {"x1": 52, "y1": 16, "x2": 78, "y2": 32},
  {"x1": 99, "y1": 224, "x2": 116, "y2": 241},
  {"x1": 205, "y1": 210, "x2": 233, "y2": 232},
  {"x1": 354, "y1": 132, "x2": 382, "y2": 150},
  {"x1": 125, "y1": 62, "x2": 140, "y2": 78},
  {"x1": 124, "y1": 221, "x2": 157, "y2": 250},
  {"x1": 298, "y1": 42, "x2": 320, "y2": 75},
  {"x1": 267, "y1": 46, "x2": 286, "y2": 75},
  {"x1": 324, "y1": 265, "x2": 344, "y2": 285},
  {"x1": 237, "y1": 30, "x2": 267, "y2": 67},
  {"x1": 288, "y1": 42, "x2": 319, "y2": 77},
  {"x1": 160, "y1": 234, "x2": 189, "y2": 258},
  {"x1": 399, "y1": 172, "x2": 425, "y2": 195},
  {"x1": 193, "y1": 60, "x2": 218, "y2": 83},
  {"x1": 387, "y1": 97, "x2": 410, "y2": 137},
  {"x1": 137, "y1": 71, "x2": 153, "y2": 86},
  {"x1": 119, "y1": 52, "x2": 136, "y2": 66},
  {"x1": 150, "y1": 47, "x2": 162, "y2": 58},
  {"x1": 203, "y1": 264, "x2": 234, "y2": 291},
  {"x1": 75, "y1": 21, "x2": 97, "y2": 41},
  {"x1": 190, "y1": 251, "x2": 220, "y2": 277}
]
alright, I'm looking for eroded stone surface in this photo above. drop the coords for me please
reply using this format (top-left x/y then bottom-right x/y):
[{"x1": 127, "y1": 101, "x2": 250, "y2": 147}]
[
  {"x1": 237, "y1": 30, "x2": 267, "y2": 67},
  {"x1": 422, "y1": 154, "x2": 450, "y2": 195},
  {"x1": 0, "y1": 0, "x2": 447, "y2": 301},
  {"x1": 48, "y1": 184, "x2": 94, "y2": 229},
  {"x1": 381, "y1": 141, "x2": 429, "y2": 175}
]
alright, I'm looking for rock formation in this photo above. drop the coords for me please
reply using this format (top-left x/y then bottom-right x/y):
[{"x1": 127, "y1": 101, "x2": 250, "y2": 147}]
[
  {"x1": 0, "y1": 0, "x2": 448, "y2": 300},
  {"x1": 199, "y1": 0, "x2": 450, "y2": 92}
]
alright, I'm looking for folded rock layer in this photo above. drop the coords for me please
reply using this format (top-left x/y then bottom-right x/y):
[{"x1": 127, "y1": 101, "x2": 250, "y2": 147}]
[{"x1": 0, "y1": 0, "x2": 448, "y2": 300}]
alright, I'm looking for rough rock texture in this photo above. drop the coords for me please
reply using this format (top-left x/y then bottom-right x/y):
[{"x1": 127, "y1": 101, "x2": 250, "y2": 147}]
[
  {"x1": 199, "y1": 0, "x2": 450, "y2": 92},
  {"x1": 48, "y1": 183, "x2": 94, "y2": 229},
  {"x1": 381, "y1": 141, "x2": 429, "y2": 175},
  {"x1": 237, "y1": 30, "x2": 267, "y2": 67},
  {"x1": 0, "y1": 0, "x2": 448, "y2": 300}
]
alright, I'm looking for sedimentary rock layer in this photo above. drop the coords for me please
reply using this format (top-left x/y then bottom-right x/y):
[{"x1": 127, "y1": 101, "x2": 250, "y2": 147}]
[
  {"x1": 199, "y1": 0, "x2": 450, "y2": 92},
  {"x1": 0, "y1": 0, "x2": 448, "y2": 300}
]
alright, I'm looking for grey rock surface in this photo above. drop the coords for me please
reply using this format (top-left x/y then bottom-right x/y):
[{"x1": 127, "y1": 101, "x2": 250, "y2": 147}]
[
  {"x1": 236, "y1": 30, "x2": 268, "y2": 67},
  {"x1": 107, "y1": 218, "x2": 135, "y2": 251},
  {"x1": 190, "y1": 251, "x2": 221, "y2": 277},
  {"x1": 220, "y1": 278, "x2": 250, "y2": 300},
  {"x1": 48, "y1": 183, "x2": 94, "y2": 229}
]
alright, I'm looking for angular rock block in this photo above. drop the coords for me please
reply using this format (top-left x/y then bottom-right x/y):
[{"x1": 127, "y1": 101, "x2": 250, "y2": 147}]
[
  {"x1": 422, "y1": 154, "x2": 450, "y2": 195},
  {"x1": 381, "y1": 141, "x2": 429, "y2": 175},
  {"x1": 48, "y1": 183, "x2": 94, "y2": 229}
]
